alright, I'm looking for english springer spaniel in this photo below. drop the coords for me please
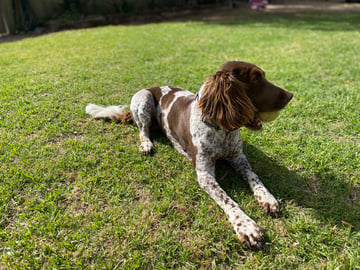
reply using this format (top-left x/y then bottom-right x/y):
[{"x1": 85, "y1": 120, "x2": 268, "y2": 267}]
[{"x1": 86, "y1": 61, "x2": 293, "y2": 248}]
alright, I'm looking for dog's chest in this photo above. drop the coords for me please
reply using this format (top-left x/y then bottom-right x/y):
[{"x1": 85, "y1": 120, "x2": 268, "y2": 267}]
[{"x1": 190, "y1": 105, "x2": 243, "y2": 160}]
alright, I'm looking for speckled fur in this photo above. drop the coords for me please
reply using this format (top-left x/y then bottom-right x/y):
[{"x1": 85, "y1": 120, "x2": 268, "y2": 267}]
[{"x1": 86, "y1": 61, "x2": 293, "y2": 248}]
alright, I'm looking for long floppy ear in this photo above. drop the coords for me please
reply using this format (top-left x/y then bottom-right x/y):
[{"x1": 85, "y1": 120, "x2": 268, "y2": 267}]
[{"x1": 198, "y1": 71, "x2": 255, "y2": 131}]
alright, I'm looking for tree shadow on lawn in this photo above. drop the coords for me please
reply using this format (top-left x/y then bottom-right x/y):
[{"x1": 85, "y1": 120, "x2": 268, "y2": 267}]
[
  {"x1": 216, "y1": 142, "x2": 359, "y2": 231},
  {"x1": 146, "y1": 4, "x2": 360, "y2": 32},
  {"x1": 200, "y1": 8, "x2": 360, "y2": 32},
  {"x1": 1, "y1": 5, "x2": 359, "y2": 44}
]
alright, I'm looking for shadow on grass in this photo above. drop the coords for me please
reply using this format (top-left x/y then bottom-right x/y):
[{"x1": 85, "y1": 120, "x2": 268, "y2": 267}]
[
  {"x1": 150, "y1": 123, "x2": 359, "y2": 231},
  {"x1": 216, "y1": 142, "x2": 359, "y2": 231},
  {"x1": 202, "y1": 9, "x2": 360, "y2": 32},
  {"x1": 1, "y1": 5, "x2": 359, "y2": 44}
]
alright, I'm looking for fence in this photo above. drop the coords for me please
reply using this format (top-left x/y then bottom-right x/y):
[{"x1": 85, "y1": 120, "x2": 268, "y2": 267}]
[{"x1": 0, "y1": 0, "x2": 229, "y2": 35}]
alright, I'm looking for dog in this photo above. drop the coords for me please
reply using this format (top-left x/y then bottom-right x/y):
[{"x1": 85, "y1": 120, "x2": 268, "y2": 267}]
[{"x1": 85, "y1": 61, "x2": 293, "y2": 248}]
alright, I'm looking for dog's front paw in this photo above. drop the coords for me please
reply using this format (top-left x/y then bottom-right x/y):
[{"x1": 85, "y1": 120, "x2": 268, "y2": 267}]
[
  {"x1": 254, "y1": 189, "x2": 279, "y2": 217},
  {"x1": 234, "y1": 219, "x2": 263, "y2": 248},
  {"x1": 139, "y1": 141, "x2": 153, "y2": 155}
]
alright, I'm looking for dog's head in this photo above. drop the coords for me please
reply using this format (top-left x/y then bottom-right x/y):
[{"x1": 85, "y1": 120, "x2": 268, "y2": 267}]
[{"x1": 197, "y1": 61, "x2": 293, "y2": 131}]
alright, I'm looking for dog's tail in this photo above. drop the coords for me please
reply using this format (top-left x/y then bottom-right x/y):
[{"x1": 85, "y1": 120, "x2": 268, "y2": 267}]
[{"x1": 85, "y1": 103, "x2": 133, "y2": 124}]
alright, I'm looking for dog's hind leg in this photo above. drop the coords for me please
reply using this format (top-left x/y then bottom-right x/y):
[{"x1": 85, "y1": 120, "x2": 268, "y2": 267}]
[{"x1": 130, "y1": 89, "x2": 156, "y2": 154}]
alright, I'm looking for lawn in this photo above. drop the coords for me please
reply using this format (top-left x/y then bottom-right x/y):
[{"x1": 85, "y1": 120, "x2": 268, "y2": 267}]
[{"x1": 0, "y1": 7, "x2": 359, "y2": 269}]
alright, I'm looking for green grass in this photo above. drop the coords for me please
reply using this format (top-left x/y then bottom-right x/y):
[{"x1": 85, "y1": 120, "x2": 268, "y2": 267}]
[{"x1": 1, "y1": 8, "x2": 360, "y2": 269}]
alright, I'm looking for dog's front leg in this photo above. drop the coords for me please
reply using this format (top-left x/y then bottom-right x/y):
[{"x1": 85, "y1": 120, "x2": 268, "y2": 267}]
[
  {"x1": 196, "y1": 168, "x2": 263, "y2": 248},
  {"x1": 229, "y1": 154, "x2": 279, "y2": 217}
]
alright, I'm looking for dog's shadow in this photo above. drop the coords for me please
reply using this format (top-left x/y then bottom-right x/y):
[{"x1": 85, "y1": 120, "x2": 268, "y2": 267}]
[
  {"x1": 150, "y1": 130, "x2": 359, "y2": 231},
  {"x1": 216, "y1": 142, "x2": 360, "y2": 231}
]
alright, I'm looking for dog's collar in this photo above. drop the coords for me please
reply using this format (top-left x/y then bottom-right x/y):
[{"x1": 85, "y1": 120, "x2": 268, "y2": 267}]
[{"x1": 195, "y1": 92, "x2": 219, "y2": 130}]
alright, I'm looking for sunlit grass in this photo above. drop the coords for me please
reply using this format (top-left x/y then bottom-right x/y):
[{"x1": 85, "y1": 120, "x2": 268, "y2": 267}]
[{"x1": 0, "y1": 8, "x2": 359, "y2": 269}]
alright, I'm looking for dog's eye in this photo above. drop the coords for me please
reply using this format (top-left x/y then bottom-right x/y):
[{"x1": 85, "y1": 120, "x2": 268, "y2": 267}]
[
  {"x1": 248, "y1": 67, "x2": 264, "y2": 82},
  {"x1": 252, "y1": 70, "x2": 263, "y2": 82},
  {"x1": 232, "y1": 69, "x2": 247, "y2": 82}
]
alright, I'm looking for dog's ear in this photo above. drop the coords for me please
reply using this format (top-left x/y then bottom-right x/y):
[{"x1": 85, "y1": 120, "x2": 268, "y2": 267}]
[{"x1": 198, "y1": 71, "x2": 255, "y2": 131}]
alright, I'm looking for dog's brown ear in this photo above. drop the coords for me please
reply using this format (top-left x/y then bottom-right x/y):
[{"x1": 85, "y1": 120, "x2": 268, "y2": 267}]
[{"x1": 198, "y1": 71, "x2": 255, "y2": 131}]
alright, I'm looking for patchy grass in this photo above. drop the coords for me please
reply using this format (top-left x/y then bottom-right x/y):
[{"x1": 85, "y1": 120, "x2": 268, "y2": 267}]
[{"x1": 0, "y1": 8, "x2": 359, "y2": 269}]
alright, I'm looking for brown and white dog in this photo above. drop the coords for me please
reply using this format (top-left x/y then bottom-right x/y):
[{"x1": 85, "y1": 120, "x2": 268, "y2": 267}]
[{"x1": 86, "y1": 61, "x2": 293, "y2": 248}]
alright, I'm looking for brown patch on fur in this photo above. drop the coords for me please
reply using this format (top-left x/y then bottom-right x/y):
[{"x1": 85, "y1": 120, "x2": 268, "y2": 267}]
[
  {"x1": 148, "y1": 87, "x2": 162, "y2": 106},
  {"x1": 113, "y1": 111, "x2": 134, "y2": 124},
  {"x1": 149, "y1": 87, "x2": 184, "y2": 108},
  {"x1": 161, "y1": 93, "x2": 175, "y2": 109},
  {"x1": 198, "y1": 71, "x2": 255, "y2": 132},
  {"x1": 166, "y1": 95, "x2": 198, "y2": 167},
  {"x1": 159, "y1": 89, "x2": 183, "y2": 110}
]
